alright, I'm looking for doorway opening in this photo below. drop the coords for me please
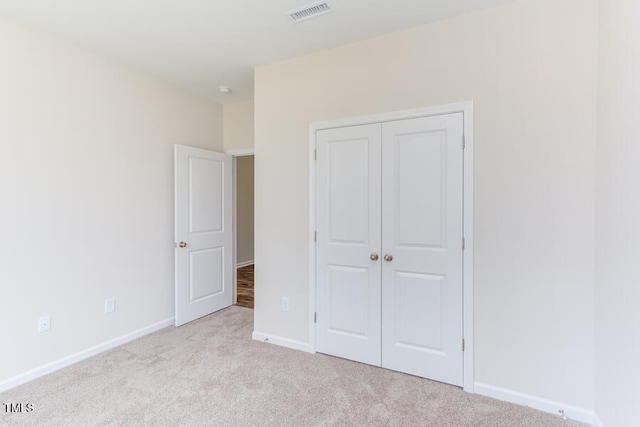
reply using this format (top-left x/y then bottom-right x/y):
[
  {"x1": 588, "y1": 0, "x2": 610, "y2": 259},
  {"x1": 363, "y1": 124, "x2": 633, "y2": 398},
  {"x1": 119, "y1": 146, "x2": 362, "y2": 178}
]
[{"x1": 233, "y1": 153, "x2": 255, "y2": 309}]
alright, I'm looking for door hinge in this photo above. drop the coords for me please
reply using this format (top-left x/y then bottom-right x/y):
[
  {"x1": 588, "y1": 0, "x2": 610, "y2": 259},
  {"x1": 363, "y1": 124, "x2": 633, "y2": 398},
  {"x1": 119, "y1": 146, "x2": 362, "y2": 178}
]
[
  {"x1": 314, "y1": 312, "x2": 317, "y2": 323},
  {"x1": 314, "y1": 149, "x2": 317, "y2": 160},
  {"x1": 462, "y1": 135, "x2": 466, "y2": 150},
  {"x1": 462, "y1": 236, "x2": 465, "y2": 250},
  {"x1": 462, "y1": 339, "x2": 465, "y2": 352},
  {"x1": 314, "y1": 231, "x2": 317, "y2": 242}
]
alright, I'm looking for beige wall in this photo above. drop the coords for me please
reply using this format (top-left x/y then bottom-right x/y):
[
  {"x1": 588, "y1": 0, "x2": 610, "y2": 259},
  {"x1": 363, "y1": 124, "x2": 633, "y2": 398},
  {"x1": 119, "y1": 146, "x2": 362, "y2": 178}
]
[
  {"x1": 254, "y1": 0, "x2": 598, "y2": 413},
  {"x1": 223, "y1": 100, "x2": 254, "y2": 152},
  {"x1": 236, "y1": 156, "x2": 255, "y2": 265},
  {"x1": 0, "y1": 16, "x2": 223, "y2": 384},
  {"x1": 595, "y1": 0, "x2": 640, "y2": 425}
]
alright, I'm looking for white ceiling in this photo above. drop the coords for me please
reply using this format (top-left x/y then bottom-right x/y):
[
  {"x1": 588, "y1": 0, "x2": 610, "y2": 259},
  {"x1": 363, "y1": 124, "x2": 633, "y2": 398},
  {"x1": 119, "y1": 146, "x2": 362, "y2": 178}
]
[{"x1": 0, "y1": 0, "x2": 514, "y2": 104}]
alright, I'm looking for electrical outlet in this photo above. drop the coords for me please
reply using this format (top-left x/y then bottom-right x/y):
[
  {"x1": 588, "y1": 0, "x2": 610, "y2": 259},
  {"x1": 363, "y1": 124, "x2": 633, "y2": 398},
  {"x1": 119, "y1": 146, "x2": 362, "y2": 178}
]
[
  {"x1": 281, "y1": 297, "x2": 289, "y2": 312},
  {"x1": 38, "y1": 315, "x2": 51, "y2": 332},
  {"x1": 105, "y1": 298, "x2": 115, "y2": 314}
]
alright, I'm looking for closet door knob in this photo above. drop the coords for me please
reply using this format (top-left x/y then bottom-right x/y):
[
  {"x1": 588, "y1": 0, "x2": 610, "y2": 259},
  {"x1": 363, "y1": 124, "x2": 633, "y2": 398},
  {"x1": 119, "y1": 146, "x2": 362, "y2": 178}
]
[
  {"x1": 383, "y1": 253, "x2": 393, "y2": 262},
  {"x1": 178, "y1": 241, "x2": 187, "y2": 248},
  {"x1": 370, "y1": 253, "x2": 379, "y2": 261}
]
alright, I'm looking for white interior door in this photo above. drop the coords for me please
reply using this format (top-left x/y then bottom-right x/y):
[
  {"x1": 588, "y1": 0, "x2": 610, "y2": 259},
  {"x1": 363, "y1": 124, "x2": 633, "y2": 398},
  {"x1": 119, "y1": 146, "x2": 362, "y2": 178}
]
[
  {"x1": 381, "y1": 113, "x2": 464, "y2": 386},
  {"x1": 315, "y1": 124, "x2": 382, "y2": 366},
  {"x1": 175, "y1": 145, "x2": 233, "y2": 327}
]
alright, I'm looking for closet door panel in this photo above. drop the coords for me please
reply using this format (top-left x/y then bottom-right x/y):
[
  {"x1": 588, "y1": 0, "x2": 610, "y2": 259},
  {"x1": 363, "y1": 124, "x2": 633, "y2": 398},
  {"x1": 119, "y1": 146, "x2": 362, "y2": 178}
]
[
  {"x1": 381, "y1": 113, "x2": 464, "y2": 386},
  {"x1": 316, "y1": 124, "x2": 382, "y2": 366}
]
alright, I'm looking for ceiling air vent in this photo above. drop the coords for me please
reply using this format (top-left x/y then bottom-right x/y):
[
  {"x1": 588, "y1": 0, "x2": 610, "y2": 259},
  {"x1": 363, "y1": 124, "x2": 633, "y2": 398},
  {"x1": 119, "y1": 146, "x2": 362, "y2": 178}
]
[{"x1": 287, "y1": 2, "x2": 332, "y2": 22}]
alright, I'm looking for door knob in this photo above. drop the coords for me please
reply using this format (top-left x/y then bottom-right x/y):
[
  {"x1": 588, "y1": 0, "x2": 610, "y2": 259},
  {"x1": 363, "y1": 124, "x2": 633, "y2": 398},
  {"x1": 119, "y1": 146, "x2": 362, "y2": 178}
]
[
  {"x1": 178, "y1": 241, "x2": 187, "y2": 248},
  {"x1": 370, "y1": 253, "x2": 379, "y2": 261},
  {"x1": 383, "y1": 253, "x2": 393, "y2": 262}
]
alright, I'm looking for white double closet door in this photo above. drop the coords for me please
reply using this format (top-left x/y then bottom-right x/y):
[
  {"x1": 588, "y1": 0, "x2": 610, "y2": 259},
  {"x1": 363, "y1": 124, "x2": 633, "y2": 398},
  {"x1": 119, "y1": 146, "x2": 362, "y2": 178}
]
[{"x1": 316, "y1": 113, "x2": 464, "y2": 386}]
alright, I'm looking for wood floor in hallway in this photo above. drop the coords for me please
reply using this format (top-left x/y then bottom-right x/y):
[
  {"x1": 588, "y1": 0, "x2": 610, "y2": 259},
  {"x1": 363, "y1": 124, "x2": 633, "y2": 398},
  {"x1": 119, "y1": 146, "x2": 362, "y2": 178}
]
[{"x1": 236, "y1": 264, "x2": 254, "y2": 309}]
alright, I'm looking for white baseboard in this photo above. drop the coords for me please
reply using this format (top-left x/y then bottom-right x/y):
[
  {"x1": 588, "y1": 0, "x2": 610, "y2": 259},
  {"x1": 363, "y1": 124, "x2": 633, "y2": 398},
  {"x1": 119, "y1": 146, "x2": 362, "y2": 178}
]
[
  {"x1": 252, "y1": 331, "x2": 312, "y2": 353},
  {"x1": 0, "y1": 317, "x2": 174, "y2": 393},
  {"x1": 474, "y1": 382, "x2": 597, "y2": 425},
  {"x1": 236, "y1": 260, "x2": 254, "y2": 268}
]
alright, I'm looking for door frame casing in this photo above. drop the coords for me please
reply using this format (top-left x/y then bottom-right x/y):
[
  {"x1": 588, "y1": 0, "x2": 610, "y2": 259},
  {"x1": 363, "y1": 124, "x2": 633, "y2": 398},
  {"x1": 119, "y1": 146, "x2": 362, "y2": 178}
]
[{"x1": 308, "y1": 102, "x2": 475, "y2": 392}]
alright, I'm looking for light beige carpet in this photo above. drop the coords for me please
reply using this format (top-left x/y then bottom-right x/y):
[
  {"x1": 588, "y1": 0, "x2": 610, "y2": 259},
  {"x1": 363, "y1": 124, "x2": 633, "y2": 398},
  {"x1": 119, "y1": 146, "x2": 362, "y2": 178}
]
[{"x1": 1, "y1": 306, "x2": 585, "y2": 426}]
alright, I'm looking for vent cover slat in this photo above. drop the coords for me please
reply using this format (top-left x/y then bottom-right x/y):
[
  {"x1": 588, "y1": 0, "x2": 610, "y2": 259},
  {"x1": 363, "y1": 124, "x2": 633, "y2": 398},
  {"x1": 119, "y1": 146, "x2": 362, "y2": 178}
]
[{"x1": 288, "y1": 2, "x2": 331, "y2": 22}]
